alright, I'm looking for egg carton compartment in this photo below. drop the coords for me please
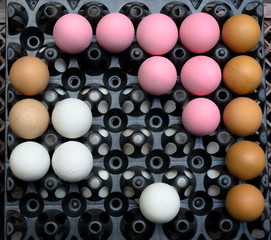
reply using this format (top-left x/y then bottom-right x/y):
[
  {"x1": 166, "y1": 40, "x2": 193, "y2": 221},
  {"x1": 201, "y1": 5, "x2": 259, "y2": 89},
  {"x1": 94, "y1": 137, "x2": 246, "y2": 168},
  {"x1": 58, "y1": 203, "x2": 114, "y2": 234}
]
[{"x1": 4, "y1": 0, "x2": 270, "y2": 239}]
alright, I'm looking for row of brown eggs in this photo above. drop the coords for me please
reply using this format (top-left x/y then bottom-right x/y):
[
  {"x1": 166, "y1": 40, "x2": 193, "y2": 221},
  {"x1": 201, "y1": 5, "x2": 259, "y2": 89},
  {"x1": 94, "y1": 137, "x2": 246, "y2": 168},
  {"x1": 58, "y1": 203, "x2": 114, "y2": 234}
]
[{"x1": 219, "y1": 13, "x2": 266, "y2": 224}]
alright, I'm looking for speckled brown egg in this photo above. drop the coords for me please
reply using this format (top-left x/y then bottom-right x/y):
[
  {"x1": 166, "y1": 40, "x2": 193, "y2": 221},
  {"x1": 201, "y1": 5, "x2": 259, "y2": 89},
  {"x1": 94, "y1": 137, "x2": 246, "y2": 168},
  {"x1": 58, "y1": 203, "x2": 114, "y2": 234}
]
[
  {"x1": 9, "y1": 56, "x2": 50, "y2": 96},
  {"x1": 225, "y1": 183, "x2": 264, "y2": 222},
  {"x1": 222, "y1": 14, "x2": 261, "y2": 53},
  {"x1": 226, "y1": 140, "x2": 266, "y2": 180},
  {"x1": 9, "y1": 99, "x2": 50, "y2": 139},
  {"x1": 223, "y1": 97, "x2": 262, "y2": 137},
  {"x1": 223, "y1": 55, "x2": 262, "y2": 95}
]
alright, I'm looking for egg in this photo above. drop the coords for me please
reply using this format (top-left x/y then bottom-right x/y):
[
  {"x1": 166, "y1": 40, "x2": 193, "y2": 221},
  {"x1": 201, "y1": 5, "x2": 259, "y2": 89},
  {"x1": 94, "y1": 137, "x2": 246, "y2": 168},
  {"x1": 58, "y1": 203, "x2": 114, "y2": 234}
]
[
  {"x1": 9, "y1": 99, "x2": 50, "y2": 139},
  {"x1": 226, "y1": 140, "x2": 266, "y2": 180},
  {"x1": 96, "y1": 13, "x2": 135, "y2": 53},
  {"x1": 53, "y1": 13, "x2": 93, "y2": 54},
  {"x1": 10, "y1": 141, "x2": 50, "y2": 182},
  {"x1": 138, "y1": 56, "x2": 177, "y2": 95},
  {"x1": 225, "y1": 183, "x2": 264, "y2": 222},
  {"x1": 179, "y1": 12, "x2": 220, "y2": 53},
  {"x1": 223, "y1": 97, "x2": 262, "y2": 136},
  {"x1": 139, "y1": 182, "x2": 180, "y2": 224},
  {"x1": 52, "y1": 141, "x2": 93, "y2": 182},
  {"x1": 223, "y1": 55, "x2": 262, "y2": 95},
  {"x1": 136, "y1": 13, "x2": 178, "y2": 55},
  {"x1": 52, "y1": 98, "x2": 92, "y2": 139},
  {"x1": 9, "y1": 56, "x2": 49, "y2": 96},
  {"x1": 180, "y1": 55, "x2": 221, "y2": 96},
  {"x1": 182, "y1": 98, "x2": 220, "y2": 136},
  {"x1": 222, "y1": 14, "x2": 261, "y2": 53}
]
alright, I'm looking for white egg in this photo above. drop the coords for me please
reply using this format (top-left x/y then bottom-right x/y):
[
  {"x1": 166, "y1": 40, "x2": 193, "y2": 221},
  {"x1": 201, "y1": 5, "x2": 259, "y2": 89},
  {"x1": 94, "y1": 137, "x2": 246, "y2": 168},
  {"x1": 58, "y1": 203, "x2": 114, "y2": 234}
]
[
  {"x1": 139, "y1": 182, "x2": 180, "y2": 224},
  {"x1": 52, "y1": 98, "x2": 92, "y2": 139},
  {"x1": 52, "y1": 141, "x2": 93, "y2": 182},
  {"x1": 10, "y1": 141, "x2": 50, "y2": 182}
]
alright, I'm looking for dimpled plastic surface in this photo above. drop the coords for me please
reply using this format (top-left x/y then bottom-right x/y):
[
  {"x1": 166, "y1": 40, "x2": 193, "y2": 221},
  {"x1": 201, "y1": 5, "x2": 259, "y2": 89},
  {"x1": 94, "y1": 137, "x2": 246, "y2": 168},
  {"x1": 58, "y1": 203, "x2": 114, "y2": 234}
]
[{"x1": 4, "y1": 0, "x2": 269, "y2": 240}]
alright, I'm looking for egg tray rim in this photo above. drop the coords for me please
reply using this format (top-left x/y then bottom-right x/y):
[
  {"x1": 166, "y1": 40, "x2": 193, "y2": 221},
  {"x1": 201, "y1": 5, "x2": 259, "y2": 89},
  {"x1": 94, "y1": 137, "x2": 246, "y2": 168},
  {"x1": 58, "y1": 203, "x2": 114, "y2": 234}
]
[{"x1": 3, "y1": 0, "x2": 271, "y2": 240}]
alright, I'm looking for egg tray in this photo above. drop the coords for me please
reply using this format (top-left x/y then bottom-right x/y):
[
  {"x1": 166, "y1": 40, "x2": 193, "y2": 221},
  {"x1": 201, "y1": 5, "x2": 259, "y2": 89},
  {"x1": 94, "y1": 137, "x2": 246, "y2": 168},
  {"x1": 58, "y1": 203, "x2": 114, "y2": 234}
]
[{"x1": 3, "y1": 0, "x2": 270, "y2": 239}]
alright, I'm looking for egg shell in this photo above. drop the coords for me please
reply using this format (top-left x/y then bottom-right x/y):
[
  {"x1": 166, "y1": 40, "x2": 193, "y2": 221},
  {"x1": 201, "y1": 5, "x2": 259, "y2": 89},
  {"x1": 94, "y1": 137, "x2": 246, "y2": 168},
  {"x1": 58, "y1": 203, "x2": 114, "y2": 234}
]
[
  {"x1": 181, "y1": 55, "x2": 221, "y2": 96},
  {"x1": 138, "y1": 56, "x2": 177, "y2": 96},
  {"x1": 136, "y1": 13, "x2": 178, "y2": 55},
  {"x1": 222, "y1": 14, "x2": 261, "y2": 53},
  {"x1": 96, "y1": 13, "x2": 135, "y2": 53},
  {"x1": 139, "y1": 182, "x2": 180, "y2": 224},
  {"x1": 223, "y1": 97, "x2": 262, "y2": 136},
  {"x1": 9, "y1": 99, "x2": 50, "y2": 139},
  {"x1": 10, "y1": 141, "x2": 50, "y2": 182},
  {"x1": 52, "y1": 98, "x2": 92, "y2": 139},
  {"x1": 9, "y1": 56, "x2": 50, "y2": 96},
  {"x1": 52, "y1": 141, "x2": 93, "y2": 182},
  {"x1": 179, "y1": 12, "x2": 220, "y2": 53},
  {"x1": 225, "y1": 183, "x2": 265, "y2": 222},
  {"x1": 53, "y1": 13, "x2": 93, "y2": 54},
  {"x1": 226, "y1": 140, "x2": 266, "y2": 180},
  {"x1": 182, "y1": 98, "x2": 220, "y2": 136},
  {"x1": 223, "y1": 55, "x2": 262, "y2": 95}
]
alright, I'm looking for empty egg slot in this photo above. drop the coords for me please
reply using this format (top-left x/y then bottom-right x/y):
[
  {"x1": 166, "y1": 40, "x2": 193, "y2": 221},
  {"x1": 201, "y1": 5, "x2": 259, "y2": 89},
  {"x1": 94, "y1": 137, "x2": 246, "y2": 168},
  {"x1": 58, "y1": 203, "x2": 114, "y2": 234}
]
[
  {"x1": 61, "y1": 68, "x2": 86, "y2": 91},
  {"x1": 89, "y1": 221, "x2": 102, "y2": 234},
  {"x1": 176, "y1": 219, "x2": 190, "y2": 232},
  {"x1": 36, "y1": 3, "x2": 66, "y2": 34},
  {"x1": 161, "y1": 2, "x2": 189, "y2": 27},
  {"x1": 81, "y1": 3, "x2": 109, "y2": 34},
  {"x1": 132, "y1": 220, "x2": 146, "y2": 234},
  {"x1": 19, "y1": 193, "x2": 44, "y2": 218},
  {"x1": 44, "y1": 221, "x2": 58, "y2": 235},
  {"x1": 20, "y1": 27, "x2": 44, "y2": 50},
  {"x1": 120, "y1": 2, "x2": 150, "y2": 29},
  {"x1": 103, "y1": 68, "x2": 127, "y2": 91},
  {"x1": 79, "y1": 44, "x2": 111, "y2": 75},
  {"x1": 8, "y1": 3, "x2": 28, "y2": 34},
  {"x1": 104, "y1": 150, "x2": 128, "y2": 174},
  {"x1": 61, "y1": 193, "x2": 86, "y2": 217}
]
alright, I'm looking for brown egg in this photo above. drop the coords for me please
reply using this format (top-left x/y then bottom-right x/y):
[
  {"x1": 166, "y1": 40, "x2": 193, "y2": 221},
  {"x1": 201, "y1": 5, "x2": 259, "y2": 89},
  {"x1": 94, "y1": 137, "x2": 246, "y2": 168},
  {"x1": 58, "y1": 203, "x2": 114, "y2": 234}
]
[
  {"x1": 9, "y1": 56, "x2": 49, "y2": 96},
  {"x1": 226, "y1": 140, "x2": 266, "y2": 180},
  {"x1": 223, "y1": 55, "x2": 262, "y2": 95},
  {"x1": 222, "y1": 14, "x2": 261, "y2": 53},
  {"x1": 223, "y1": 97, "x2": 262, "y2": 136},
  {"x1": 9, "y1": 99, "x2": 50, "y2": 139},
  {"x1": 225, "y1": 183, "x2": 264, "y2": 222}
]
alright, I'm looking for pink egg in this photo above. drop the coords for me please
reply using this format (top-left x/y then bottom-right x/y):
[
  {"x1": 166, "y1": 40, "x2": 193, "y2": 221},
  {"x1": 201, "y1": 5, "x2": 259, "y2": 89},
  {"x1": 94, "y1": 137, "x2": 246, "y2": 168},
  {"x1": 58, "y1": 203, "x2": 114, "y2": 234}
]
[
  {"x1": 138, "y1": 56, "x2": 177, "y2": 95},
  {"x1": 53, "y1": 13, "x2": 93, "y2": 54},
  {"x1": 182, "y1": 98, "x2": 220, "y2": 136},
  {"x1": 181, "y1": 56, "x2": 221, "y2": 96},
  {"x1": 96, "y1": 13, "x2": 135, "y2": 53},
  {"x1": 136, "y1": 13, "x2": 178, "y2": 55},
  {"x1": 180, "y1": 12, "x2": 220, "y2": 53}
]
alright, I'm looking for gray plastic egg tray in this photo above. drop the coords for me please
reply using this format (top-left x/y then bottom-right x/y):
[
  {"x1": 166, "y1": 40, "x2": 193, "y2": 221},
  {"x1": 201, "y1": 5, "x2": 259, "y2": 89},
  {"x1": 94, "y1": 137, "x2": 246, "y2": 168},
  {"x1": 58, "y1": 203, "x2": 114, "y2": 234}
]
[{"x1": 4, "y1": 0, "x2": 270, "y2": 239}]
